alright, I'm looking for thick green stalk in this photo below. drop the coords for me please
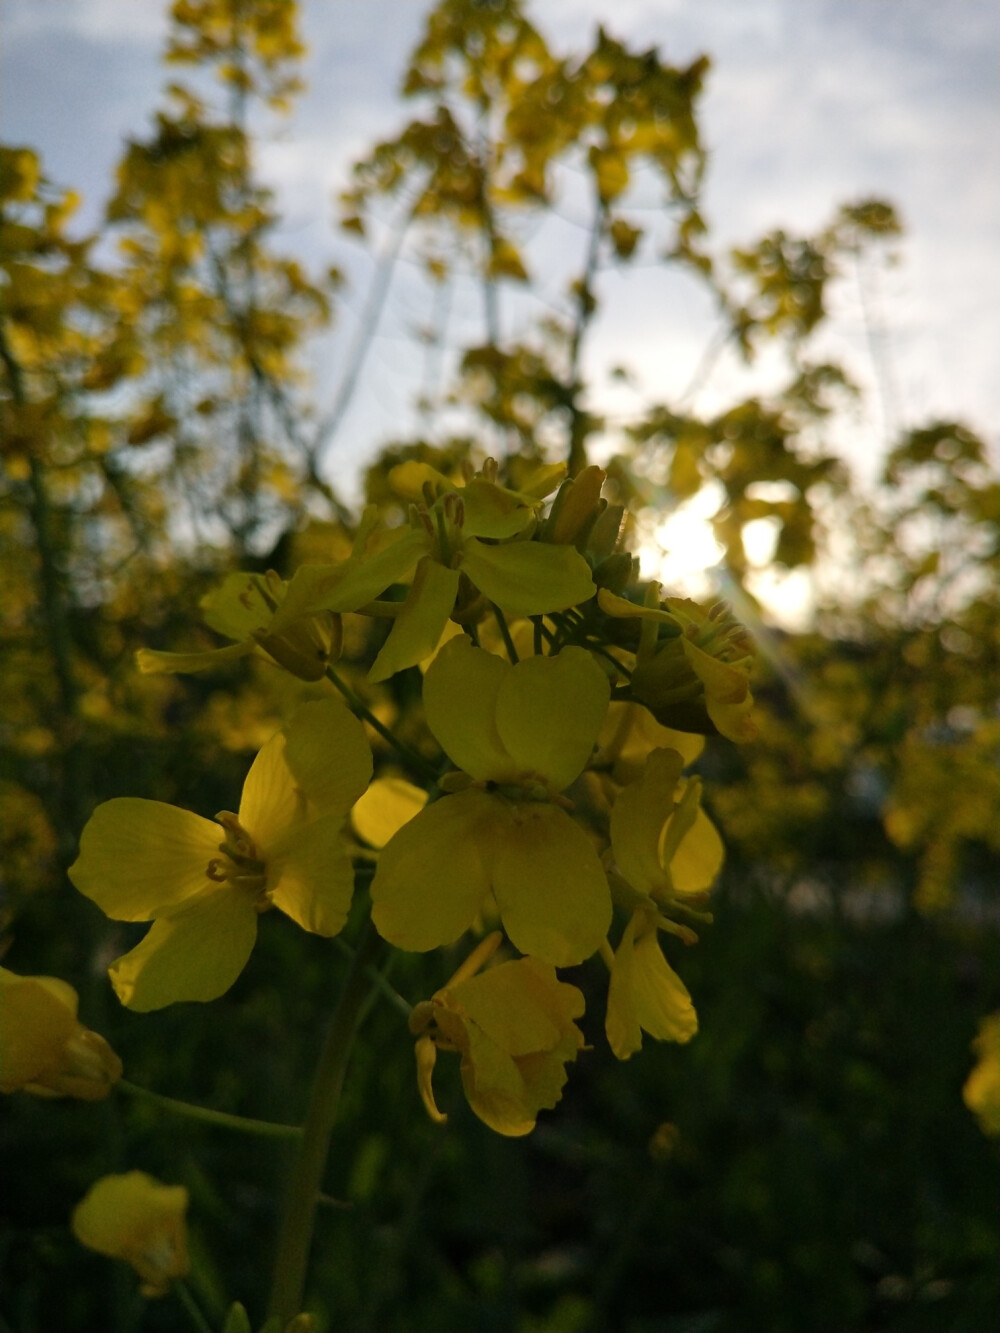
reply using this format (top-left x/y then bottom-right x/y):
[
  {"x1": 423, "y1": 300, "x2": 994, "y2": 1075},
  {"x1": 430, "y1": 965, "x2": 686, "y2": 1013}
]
[{"x1": 267, "y1": 922, "x2": 383, "y2": 1324}]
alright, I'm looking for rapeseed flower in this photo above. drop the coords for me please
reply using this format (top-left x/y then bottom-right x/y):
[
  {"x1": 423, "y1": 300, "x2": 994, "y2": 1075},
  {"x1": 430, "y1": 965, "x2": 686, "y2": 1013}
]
[
  {"x1": 371, "y1": 637, "x2": 611, "y2": 966},
  {"x1": 963, "y1": 1012, "x2": 1000, "y2": 1137},
  {"x1": 69, "y1": 700, "x2": 372, "y2": 1011},
  {"x1": 604, "y1": 746, "x2": 723, "y2": 1058},
  {"x1": 408, "y1": 933, "x2": 586, "y2": 1136},
  {"x1": 72, "y1": 1171, "x2": 189, "y2": 1297},
  {"x1": 0, "y1": 968, "x2": 122, "y2": 1099}
]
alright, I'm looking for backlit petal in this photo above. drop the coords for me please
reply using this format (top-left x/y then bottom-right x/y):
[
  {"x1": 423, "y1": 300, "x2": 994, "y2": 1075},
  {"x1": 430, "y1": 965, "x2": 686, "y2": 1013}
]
[
  {"x1": 351, "y1": 777, "x2": 426, "y2": 848},
  {"x1": 494, "y1": 647, "x2": 609, "y2": 790},
  {"x1": 370, "y1": 789, "x2": 496, "y2": 951},
  {"x1": 491, "y1": 802, "x2": 610, "y2": 966},
  {"x1": 108, "y1": 889, "x2": 258, "y2": 1011},
  {"x1": 610, "y1": 748, "x2": 683, "y2": 896},
  {"x1": 238, "y1": 731, "x2": 304, "y2": 849},
  {"x1": 135, "y1": 641, "x2": 256, "y2": 675},
  {"x1": 669, "y1": 806, "x2": 724, "y2": 896},
  {"x1": 314, "y1": 528, "x2": 429, "y2": 612},
  {"x1": 369, "y1": 558, "x2": 459, "y2": 682},
  {"x1": 422, "y1": 637, "x2": 517, "y2": 781},
  {"x1": 282, "y1": 699, "x2": 373, "y2": 814},
  {"x1": 267, "y1": 814, "x2": 354, "y2": 936},
  {"x1": 70, "y1": 799, "x2": 219, "y2": 922},
  {"x1": 459, "y1": 538, "x2": 595, "y2": 616},
  {"x1": 606, "y1": 912, "x2": 697, "y2": 1059}
]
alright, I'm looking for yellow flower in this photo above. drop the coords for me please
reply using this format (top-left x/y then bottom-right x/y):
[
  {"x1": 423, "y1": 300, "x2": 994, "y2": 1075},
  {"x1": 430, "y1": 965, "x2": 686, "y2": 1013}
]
[
  {"x1": 963, "y1": 1012, "x2": 1000, "y2": 1137},
  {"x1": 69, "y1": 700, "x2": 373, "y2": 1011},
  {"x1": 371, "y1": 637, "x2": 611, "y2": 966},
  {"x1": 136, "y1": 569, "x2": 341, "y2": 682},
  {"x1": 603, "y1": 746, "x2": 724, "y2": 1059},
  {"x1": 72, "y1": 1171, "x2": 189, "y2": 1297},
  {"x1": 284, "y1": 477, "x2": 596, "y2": 683},
  {"x1": 0, "y1": 968, "x2": 122, "y2": 1100},
  {"x1": 408, "y1": 933, "x2": 586, "y2": 1136},
  {"x1": 598, "y1": 588, "x2": 756, "y2": 741}
]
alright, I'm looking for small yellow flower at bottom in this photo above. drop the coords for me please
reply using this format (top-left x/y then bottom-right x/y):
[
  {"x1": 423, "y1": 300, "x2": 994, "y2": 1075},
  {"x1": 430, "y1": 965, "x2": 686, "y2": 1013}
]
[
  {"x1": 0, "y1": 968, "x2": 122, "y2": 1099},
  {"x1": 408, "y1": 933, "x2": 586, "y2": 1137},
  {"x1": 72, "y1": 1171, "x2": 190, "y2": 1297},
  {"x1": 963, "y1": 1012, "x2": 1000, "y2": 1137}
]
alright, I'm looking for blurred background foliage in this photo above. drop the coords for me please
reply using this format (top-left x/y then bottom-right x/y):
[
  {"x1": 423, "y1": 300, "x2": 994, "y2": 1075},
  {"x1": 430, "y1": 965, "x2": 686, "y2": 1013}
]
[{"x1": 1, "y1": 1, "x2": 997, "y2": 1330}]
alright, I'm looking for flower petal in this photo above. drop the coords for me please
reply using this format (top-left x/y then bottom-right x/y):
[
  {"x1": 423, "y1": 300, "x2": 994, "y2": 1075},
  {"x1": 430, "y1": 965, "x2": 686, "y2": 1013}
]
[
  {"x1": 494, "y1": 647, "x2": 609, "y2": 790},
  {"x1": 459, "y1": 538, "x2": 595, "y2": 616},
  {"x1": 135, "y1": 641, "x2": 256, "y2": 675},
  {"x1": 368, "y1": 558, "x2": 459, "y2": 683},
  {"x1": 282, "y1": 699, "x2": 373, "y2": 813},
  {"x1": 459, "y1": 1024, "x2": 536, "y2": 1137},
  {"x1": 670, "y1": 806, "x2": 725, "y2": 896},
  {"x1": 108, "y1": 889, "x2": 258, "y2": 1011},
  {"x1": 315, "y1": 528, "x2": 429, "y2": 612},
  {"x1": 70, "y1": 799, "x2": 220, "y2": 922},
  {"x1": 606, "y1": 912, "x2": 697, "y2": 1058},
  {"x1": 422, "y1": 636, "x2": 517, "y2": 781},
  {"x1": 0, "y1": 970, "x2": 77, "y2": 1092},
  {"x1": 238, "y1": 731, "x2": 304, "y2": 849},
  {"x1": 351, "y1": 777, "x2": 426, "y2": 849},
  {"x1": 453, "y1": 957, "x2": 583, "y2": 1058},
  {"x1": 267, "y1": 814, "x2": 354, "y2": 937},
  {"x1": 370, "y1": 789, "x2": 495, "y2": 951},
  {"x1": 491, "y1": 802, "x2": 610, "y2": 966},
  {"x1": 610, "y1": 748, "x2": 683, "y2": 896}
]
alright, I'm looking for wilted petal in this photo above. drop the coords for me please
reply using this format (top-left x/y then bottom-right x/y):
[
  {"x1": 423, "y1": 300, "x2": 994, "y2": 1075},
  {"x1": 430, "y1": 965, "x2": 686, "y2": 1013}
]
[
  {"x1": 460, "y1": 538, "x2": 595, "y2": 616},
  {"x1": 606, "y1": 911, "x2": 697, "y2": 1060},
  {"x1": 108, "y1": 889, "x2": 258, "y2": 1011},
  {"x1": 494, "y1": 647, "x2": 609, "y2": 790},
  {"x1": 490, "y1": 802, "x2": 610, "y2": 966},
  {"x1": 70, "y1": 799, "x2": 220, "y2": 922},
  {"x1": 371, "y1": 788, "x2": 496, "y2": 951}
]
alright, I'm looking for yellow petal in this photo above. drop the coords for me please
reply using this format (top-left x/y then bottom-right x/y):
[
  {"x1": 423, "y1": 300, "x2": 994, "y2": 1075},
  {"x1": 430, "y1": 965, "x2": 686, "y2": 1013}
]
[
  {"x1": 494, "y1": 647, "x2": 609, "y2": 790},
  {"x1": 680, "y1": 637, "x2": 757, "y2": 742},
  {"x1": 452, "y1": 957, "x2": 584, "y2": 1058},
  {"x1": 200, "y1": 572, "x2": 274, "y2": 638},
  {"x1": 459, "y1": 1024, "x2": 536, "y2": 1137},
  {"x1": 108, "y1": 889, "x2": 259, "y2": 1011},
  {"x1": 0, "y1": 969, "x2": 77, "y2": 1092},
  {"x1": 71, "y1": 1171, "x2": 189, "y2": 1296},
  {"x1": 422, "y1": 637, "x2": 517, "y2": 781},
  {"x1": 460, "y1": 479, "x2": 538, "y2": 539},
  {"x1": 669, "y1": 806, "x2": 724, "y2": 896},
  {"x1": 459, "y1": 538, "x2": 596, "y2": 616},
  {"x1": 315, "y1": 528, "x2": 429, "y2": 611},
  {"x1": 282, "y1": 699, "x2": 373, "y2": 814},
  {"x1": 351, "y1": 777, "x2": 426, "y2": 848},
  {"x1": 70, "y1": 799, "x2": 220, "y2": 922},
  {"x1": 368, "y1": 558, "x2": 460, "y2": 683},
  {"x1": 238, "y1": 731, "x2": 304, "y2": 850},
  {"x1": 606, "y1": 912, "x2": 697, "y2": 1059},
  {"x1": 610, "y1": 748, "x2": 683, "y2": 896},
  {"x1": 135, "y1": 641, "x2": 256, "y2": 675},
  {"x1": 490, "y1": 802, "x2": 610, "y2": 966},
  {"x1": 370, "y1": 789, "x2": 495, "y2": 951},
  {"x1": 267, "y1": 814, "x2": 354, "y2": 936}
]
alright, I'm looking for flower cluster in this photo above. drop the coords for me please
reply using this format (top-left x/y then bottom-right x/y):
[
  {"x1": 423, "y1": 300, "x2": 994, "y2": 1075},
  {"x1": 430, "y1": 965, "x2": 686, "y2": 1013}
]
[{"x1": 61, "y1": 458, "x2": 754, "y2": 1293}]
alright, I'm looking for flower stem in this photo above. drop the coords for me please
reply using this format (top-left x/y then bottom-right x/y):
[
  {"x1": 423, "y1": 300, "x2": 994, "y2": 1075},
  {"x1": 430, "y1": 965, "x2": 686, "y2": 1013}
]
[
  {"x1": 117, "y1": 1080, "x2": 301, "y2": 1140},
  {"x1": 491, "y1": 603, "x2": 519, "y2": 663},
  {"x1": 174, "y1": 1279, "x2": 213, "y2": 1333},
  {"x1": 325, "y1": 665, "x2": 437, "y2": 780},
  {"x1": 267, "y1": 920, "x2": 384, "y2": 1324}
]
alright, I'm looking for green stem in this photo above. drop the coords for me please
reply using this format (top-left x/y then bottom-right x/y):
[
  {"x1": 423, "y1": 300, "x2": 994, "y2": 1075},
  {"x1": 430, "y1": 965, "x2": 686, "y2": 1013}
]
[
  {"x1": 491, "y1": 603, "x2": 519, "y2": 663},
  {"x1": 118, "y1": 1080, "x2": 301, "y2": 1140},
  {"x1": 267, "y1": 921, "x2": 384, "y2": 1324},
  {"x1": 174, "y1": 1279, "x2": 213, "y2": 1333},
  {"x1": 324, "y1": 665, "x2": 436, "y2": 780},
  {"x1": 333, "y1": 935, "x2": 412, "y2": 1019}
]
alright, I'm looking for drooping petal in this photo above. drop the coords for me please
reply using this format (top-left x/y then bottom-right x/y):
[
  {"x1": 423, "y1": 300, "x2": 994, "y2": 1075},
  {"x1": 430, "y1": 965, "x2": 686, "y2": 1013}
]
[
  {"x1": 453, "y1": 957, "x2": 584, "y2": 1058},
  {"x1": 459, "y1": 1023, "x2": 536, "y2": 1137},
  {"x1": 368, "y1": 558, "x2": 460, "y2": 683},
  {"x1": 70, "y1": 799, "x2": 220, "y2": 922},
  {"x1": 135, "y1": 641, "x2": 257, "y2": 675},
  {"x1": 281, "y1": 699, "x2": 373, "y2": 814},
  {"x1": 490, "y1": 801, "x2": 610, "y2": 966},
  {"x1": 606, "y1": 911, "x2": 697, "y2": 1059},
  {"x1": 370, "y1": 789, "x2": 496, "y2": 951},
  {"x1": 422, "y1": 636, "x2": 517, "y2": 782},
  {"x1": 459, "y1": 538, "x2": 596, "y2": 616},
  {"x1": 494, "y1": 647, "x2": 609, "y2": 791},
  {"x1": 267, "y1": 814, "x2": 354, "y2": 937},
  {"x1": 108, "y1": 889, "x2": 259, "y2": 1011},
  {"x1": 609, "y1": 748, "x2": 684, "y2": 896},
  {"x1": 669, "y1": 806, "x2": 725, "y2": 896},
  {"x1": 680, "y1": 637, "x2": 757, "y2": 742},
  {"x1": 351, "y1": 777, "x2": 426, "y2": 848}
]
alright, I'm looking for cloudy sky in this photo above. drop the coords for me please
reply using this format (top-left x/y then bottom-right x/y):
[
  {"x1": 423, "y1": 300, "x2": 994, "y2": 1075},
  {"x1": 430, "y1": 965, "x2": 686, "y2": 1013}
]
[{"x1": 4, "y1": 0, "x2": 998, "y2": 543}]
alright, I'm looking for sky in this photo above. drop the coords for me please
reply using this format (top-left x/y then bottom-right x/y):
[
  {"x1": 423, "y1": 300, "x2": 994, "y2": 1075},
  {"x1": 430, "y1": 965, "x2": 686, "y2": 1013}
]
[{"x1": 3, "y1": 0, "x2": 999, "y2": 615}]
